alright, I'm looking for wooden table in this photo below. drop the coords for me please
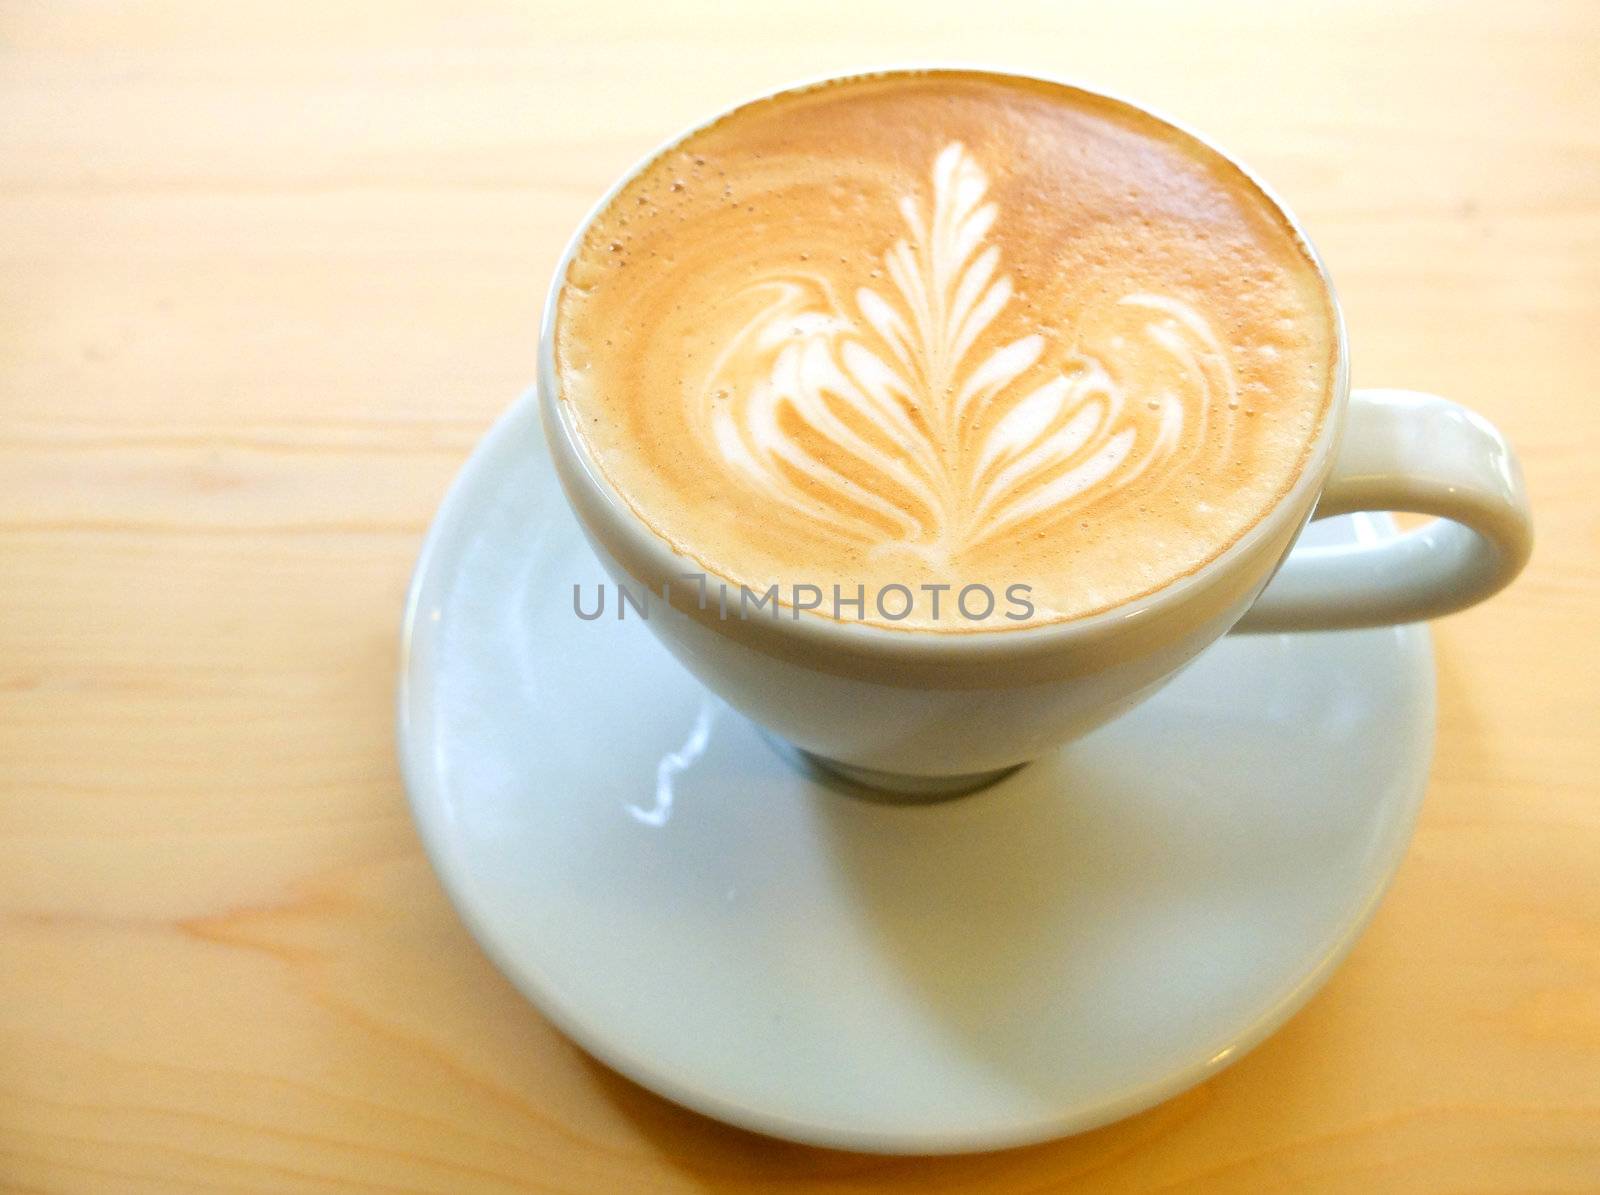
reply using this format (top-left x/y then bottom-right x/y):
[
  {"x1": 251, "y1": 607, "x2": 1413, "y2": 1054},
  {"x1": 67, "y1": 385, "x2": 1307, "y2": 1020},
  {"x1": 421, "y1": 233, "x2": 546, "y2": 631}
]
[{"x1": 3, "y1": 2, "x2": 1597, "y2": 1190}]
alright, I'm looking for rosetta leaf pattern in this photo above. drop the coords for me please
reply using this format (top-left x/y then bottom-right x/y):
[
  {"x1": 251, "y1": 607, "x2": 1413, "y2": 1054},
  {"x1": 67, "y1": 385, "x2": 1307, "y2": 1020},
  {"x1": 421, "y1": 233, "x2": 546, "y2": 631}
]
[{"x1": 702, "y1": 141, "x2": 1237, "y2": 562}]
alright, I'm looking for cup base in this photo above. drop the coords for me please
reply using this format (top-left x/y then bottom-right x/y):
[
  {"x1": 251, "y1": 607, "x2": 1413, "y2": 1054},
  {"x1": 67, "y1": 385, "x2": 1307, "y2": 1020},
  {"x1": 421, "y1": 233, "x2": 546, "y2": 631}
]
[{"x1": 797, "y1": 751, "x2": 1025, "y2": 801}]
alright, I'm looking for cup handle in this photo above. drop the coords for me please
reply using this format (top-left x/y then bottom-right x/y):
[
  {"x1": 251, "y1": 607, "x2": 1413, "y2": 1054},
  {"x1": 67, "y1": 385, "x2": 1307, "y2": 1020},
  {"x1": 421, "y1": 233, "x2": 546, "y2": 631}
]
[{"x1": 1232, "y1": 388, "x2": 1532, "y2": 632}]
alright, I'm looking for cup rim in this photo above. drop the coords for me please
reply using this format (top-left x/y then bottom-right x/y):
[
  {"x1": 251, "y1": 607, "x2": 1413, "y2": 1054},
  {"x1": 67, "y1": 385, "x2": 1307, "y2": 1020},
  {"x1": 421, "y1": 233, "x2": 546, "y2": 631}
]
[{"x1": 536, "y1": 64, "x2": 1350, "y2": 667}]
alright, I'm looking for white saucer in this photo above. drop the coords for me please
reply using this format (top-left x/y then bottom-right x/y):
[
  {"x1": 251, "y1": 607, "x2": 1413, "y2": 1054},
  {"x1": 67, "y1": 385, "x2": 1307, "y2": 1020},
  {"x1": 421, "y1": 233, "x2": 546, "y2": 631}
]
[{"x1": 397, "y1": 395, "x2": 1435, "y2": 1154}]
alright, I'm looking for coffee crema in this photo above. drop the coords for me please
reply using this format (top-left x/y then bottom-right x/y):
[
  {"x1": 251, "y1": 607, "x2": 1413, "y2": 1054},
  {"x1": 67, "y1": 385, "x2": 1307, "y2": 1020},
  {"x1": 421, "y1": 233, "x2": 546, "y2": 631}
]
[{"x1": 554, "y1": 71, "x2": 1337, "y2": 630}]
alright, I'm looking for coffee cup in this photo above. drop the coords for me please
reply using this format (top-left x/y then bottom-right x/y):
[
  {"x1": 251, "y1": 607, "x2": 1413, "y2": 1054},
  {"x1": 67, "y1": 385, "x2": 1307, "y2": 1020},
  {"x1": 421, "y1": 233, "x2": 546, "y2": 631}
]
[{"x1": 537, "y1": 68, "x2": 1532, "y2": 796}]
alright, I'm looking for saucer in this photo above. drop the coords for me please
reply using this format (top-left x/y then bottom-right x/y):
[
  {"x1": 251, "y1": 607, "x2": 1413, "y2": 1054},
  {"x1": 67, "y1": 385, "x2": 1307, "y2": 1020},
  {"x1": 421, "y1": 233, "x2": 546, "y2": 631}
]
[{"x1": 397, "y1": 394, "x2": 1435, "y2": 1154}]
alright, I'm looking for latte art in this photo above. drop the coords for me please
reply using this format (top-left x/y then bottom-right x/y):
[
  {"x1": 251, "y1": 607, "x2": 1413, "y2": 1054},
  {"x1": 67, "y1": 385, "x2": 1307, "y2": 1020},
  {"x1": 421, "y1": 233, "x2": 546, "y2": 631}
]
[
  {"x1": 703, "y1": 142, "x2": 1239, "y2": 564},
  {"x1": 555, "y1": 71, "x2": 1336, "y2": 629}
]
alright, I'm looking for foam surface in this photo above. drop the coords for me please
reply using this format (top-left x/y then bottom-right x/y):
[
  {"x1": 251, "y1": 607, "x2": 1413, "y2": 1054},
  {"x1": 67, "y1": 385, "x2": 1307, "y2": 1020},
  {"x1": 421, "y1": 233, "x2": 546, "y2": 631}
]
[{"x1": 556, "y1": 71, "x2": 1336, "y2": 629}]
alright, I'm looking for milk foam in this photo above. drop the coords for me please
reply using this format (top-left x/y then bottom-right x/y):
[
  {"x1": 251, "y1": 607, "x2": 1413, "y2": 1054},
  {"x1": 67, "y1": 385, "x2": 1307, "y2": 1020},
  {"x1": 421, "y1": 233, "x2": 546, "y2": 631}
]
[
  {"x1": 704, "y1": 142, "x2": 1234, "y2": 560},
  {"x1": 555, "y1": 72, "x2": 1336, "y2": 629}
]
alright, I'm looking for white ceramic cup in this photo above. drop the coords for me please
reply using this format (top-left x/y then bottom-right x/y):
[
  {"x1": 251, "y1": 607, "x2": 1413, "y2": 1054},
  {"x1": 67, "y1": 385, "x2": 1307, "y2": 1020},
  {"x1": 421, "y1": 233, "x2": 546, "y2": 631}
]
[{"x1": 537, "y1": 69, "x2": 1533, "y2": 797}]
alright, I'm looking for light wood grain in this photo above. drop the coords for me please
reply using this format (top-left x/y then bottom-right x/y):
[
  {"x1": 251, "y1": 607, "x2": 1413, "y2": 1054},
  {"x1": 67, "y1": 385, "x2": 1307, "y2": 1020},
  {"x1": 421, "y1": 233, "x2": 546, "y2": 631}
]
[{"x1": 2, "y1": 1, "x2": 1598, "y2": 1191}]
